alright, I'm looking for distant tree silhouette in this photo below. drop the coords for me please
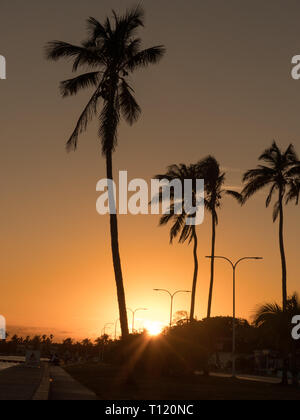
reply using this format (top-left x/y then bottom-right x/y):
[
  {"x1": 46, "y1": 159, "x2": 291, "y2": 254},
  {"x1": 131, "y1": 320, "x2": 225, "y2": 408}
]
[
  {"x1": 241, "y1": 142, "x2": 299, "y2": 313},
  {"x1": 253, "y1": 293, "x2": 300, "y2": 386},
  {"x1": 199, "y1": 156, "x2": 239, "y2": 318},
  {"x1": 45, "y1": 6, "x2": 165, "y2": 338},
  {"x1": 173, "y1": 310, "x2": 189, "y2": 325},
  {"x1": 153, "y1": 163, "x2": 204, "y2": 321}
]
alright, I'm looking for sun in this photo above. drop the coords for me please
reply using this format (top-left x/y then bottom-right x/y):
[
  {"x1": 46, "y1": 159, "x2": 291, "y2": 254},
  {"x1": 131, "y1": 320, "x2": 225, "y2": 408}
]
[{"x1": 144, "y1": 321, "x2": 164, "y2": 336}]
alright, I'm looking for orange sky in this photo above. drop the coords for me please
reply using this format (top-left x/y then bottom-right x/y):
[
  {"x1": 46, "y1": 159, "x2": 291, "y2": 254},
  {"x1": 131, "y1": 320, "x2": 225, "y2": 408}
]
[{"x1": 0, "y1": 0, "x2": 300, "y2": 340}]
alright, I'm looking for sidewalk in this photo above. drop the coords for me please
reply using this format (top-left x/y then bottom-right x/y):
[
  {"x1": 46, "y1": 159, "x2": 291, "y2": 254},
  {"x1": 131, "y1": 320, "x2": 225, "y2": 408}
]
[
  {"x1": 49, "y1": 366, "x2": 98, "y2": 400},
  {"x1": 0, "y1": 365, "x2": 44, "y2": 400},
  {"x1": 211, "y1": 372, "x2": 298, "y2": 385}
]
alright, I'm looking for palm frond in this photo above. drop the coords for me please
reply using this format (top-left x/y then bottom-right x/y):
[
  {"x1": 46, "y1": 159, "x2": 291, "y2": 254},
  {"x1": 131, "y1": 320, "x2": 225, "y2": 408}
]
[
  {"x1": 286, "y1": 181, "x2": 300, "y2": 205},
  {"x1": 225, "y1": 190, "x2": 244, "y2": 204},
  {"x1": 272, "y1": 200, "x2": 280, "y2": 222},
  {"x1": 261, "y1": 141, "x2": 283, "y2": 166},
  {"x1": 66, "y1": 87, "x2": 101, "y2": 151},
  {"x1": 170, "y1": 213, "x2": 186, "y2": 243},
  {"x1": 284, "y1": 143, "x2": 298, "y2": 162},
  {"x1": 286, "y1": 162, "x2": 300, "y2": 178},
  {"x1": 126, "y1": 46, "x2": 166, "y2": 71},
  {"x1": 119, "y1": 80, "x2": 141, "y2": 124},
  {"x1": 126, "y1": 38, "x2": 142, "y2": 59},
  {"x1": 242, "y1": 176, "x2": 272, "y2": 201},
  {"x1": 253, "y1": 302, "x2": 282, "y2": 327},
  {"x1": 225, "y1": 190, "x2": 243, "y2": 204},
  {"x1": 243, "y1": 167, "x2": 274, "y2": 182},
  {"x1": 86, "y1": 17, "x2": 108, "y2": 42},
  {"x1": 265, "y1": 183, "x2": 277, "y2": 208},
  {"x1": 45, "y1": 41, "x2": 84, "y2": 61},
  {"x1": 119, "y1": 5, "x2": 145, "y2": 36},
  {"x1": 104, "y1": 17, "x2": 113, "y2": 37},
  {"x1": 72, "y1": 46, "x2": 105, "y2": 72},
  {"x1": 60, "y1": 72, "x2": 101, "y2": 97},
  {"x1": 45, "y1": 41, "x2": 103, "y2": 71},
  {"x1": 179, "y1": 224, "x2": 193, "y2": 244},
  {"x1": 159, "y1": 212, "x2": 174, "y2": 226}
]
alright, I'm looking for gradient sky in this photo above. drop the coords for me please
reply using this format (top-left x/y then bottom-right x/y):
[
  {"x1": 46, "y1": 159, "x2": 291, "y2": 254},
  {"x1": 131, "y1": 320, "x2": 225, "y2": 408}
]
[{"x1": 1, "y1": 0, "x2": 300, "y2": 340}]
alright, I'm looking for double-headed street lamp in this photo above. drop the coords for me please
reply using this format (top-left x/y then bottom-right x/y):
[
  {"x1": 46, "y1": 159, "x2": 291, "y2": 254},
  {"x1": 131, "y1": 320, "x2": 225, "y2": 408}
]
[
  {"x1": 127, "y1": 308, "x2": 148, "y2": 333},
  {"x1": 154, "y1": 289, "x2": 191, "y2": 327},
  {"x1": 206, "y1": 255, "x2": 263, "y2": 378},
  {"x1": 101, "y1": 323, "x2": 114, "y2": 338}
]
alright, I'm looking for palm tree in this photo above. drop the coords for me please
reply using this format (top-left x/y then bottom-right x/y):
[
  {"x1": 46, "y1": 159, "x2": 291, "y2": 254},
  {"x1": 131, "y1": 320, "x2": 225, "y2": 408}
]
[
  {"x1": 253, "y1": 294, "x2": 300, "y2": 386},
  {"x1": 241, "y1": 141, "x2": 299, "y2": 313},
  {"x1": 200, "y1": 156, "x2": 238, "y2": 318},
  {"x1": 45, "y1": 6, "x2": 165, "y2": 338},
  {"x1": 153, "y1": 163, "x2": 203, "y2": 321}
]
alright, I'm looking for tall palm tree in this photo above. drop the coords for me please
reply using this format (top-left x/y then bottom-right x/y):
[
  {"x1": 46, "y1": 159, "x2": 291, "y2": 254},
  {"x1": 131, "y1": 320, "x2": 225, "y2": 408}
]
[
  {"x1": 153, "y1": 163, "x2": 203, "y2": 321},
  {"x1": 45, "y1": 6, "x2": 165, "y2": 338},
  {"x1": 241, "y1": 141, "x2": 299, "y2": 313},
  {"x1": 253, "y1": 293, "x2": 300, "y2": 386},
  {"x1": 200, "y1": 157, "x2": 237, "y2": 319}
]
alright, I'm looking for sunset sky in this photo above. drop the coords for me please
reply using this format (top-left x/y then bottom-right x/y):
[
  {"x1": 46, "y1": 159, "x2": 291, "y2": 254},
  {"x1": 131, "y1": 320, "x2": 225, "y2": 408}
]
[{"x1": 1, "y1": 0, "x2": 300, "y2": 340}]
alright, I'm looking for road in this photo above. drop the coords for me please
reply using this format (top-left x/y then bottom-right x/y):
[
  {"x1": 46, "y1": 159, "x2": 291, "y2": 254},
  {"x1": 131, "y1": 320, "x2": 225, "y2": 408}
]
[{"x1": 211, "y1": 372, "x2": 298, "y2": 385}]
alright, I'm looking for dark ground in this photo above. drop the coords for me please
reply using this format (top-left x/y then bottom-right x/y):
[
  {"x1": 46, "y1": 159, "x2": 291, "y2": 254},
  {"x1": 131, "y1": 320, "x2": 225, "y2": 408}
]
[
  {"x1": 66, "y1": 363, "x2": 300, "y2": 400},
  {"x1": 0, "y1": 365, "x2": 43, "y2": 400}
]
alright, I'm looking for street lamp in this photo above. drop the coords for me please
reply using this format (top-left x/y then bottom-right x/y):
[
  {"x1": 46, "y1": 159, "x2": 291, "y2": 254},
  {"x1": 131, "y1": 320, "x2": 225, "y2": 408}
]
[
  {"x1": 101, "y1": 323, "x2": 114, "y2": 338},
  {"x1": 127, "y1": 308, "x2": 148, "y2": 333},
  {"x1": 206, "y1": 255, "x2": 263, "y2": 378},
  {"x1": 100, "y1": 323, "x2": 114, "y2": 362},
  {"x1": 114, "y1": 319, "x2": 120, "y2": 340},
  {"x1": 153, "y1": 289, "x2": 191, "y2": 327}
]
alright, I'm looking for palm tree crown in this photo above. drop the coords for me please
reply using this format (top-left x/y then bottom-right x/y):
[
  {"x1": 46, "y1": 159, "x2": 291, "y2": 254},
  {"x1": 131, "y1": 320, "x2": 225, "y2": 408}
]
[
  {"x1": 253, "y1": 293, "x2": 300, "y2": 385},
  {"x1": 242, "y1": 141, "x2": 299, "y2": 221},
  {"x1": 45, "y1": 6, "x2": 165, "y2": 154},
  {"x1": 254, "y1": 294, "x2": 300, "y2": 329},
  {"x1": 154, "y1": 163, "x2": 203, "y2": 244}
]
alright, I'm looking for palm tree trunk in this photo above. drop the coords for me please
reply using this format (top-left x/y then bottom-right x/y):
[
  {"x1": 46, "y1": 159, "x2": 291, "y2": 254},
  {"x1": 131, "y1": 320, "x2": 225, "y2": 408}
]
[
  {"x1": 207, "y1": 211, "x2": 216, "y2": 318},
  {"x1": 279, "y1": 192, "x2": 288, "y2": 385},
  {"x1": 278, "y1": 195, "x2": 287, "y2": 312},
  {"x1": 189, "y1": 226, "x2": 198, "y2": 322},
  {"x1": 106, "y1": 151, "x2": 129, "y2": 338}
]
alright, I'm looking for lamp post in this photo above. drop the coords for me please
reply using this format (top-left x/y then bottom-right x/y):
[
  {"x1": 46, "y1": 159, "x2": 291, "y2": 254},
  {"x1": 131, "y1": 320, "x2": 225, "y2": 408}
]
[
  {"x1": 100, "y1": 323, "x2": 113, "y2": 362},
  {"x1": 127, "y1": 308, "x2": 148, "y2": 333},
  {"x1": 114, "y1": 319, "x2": 120, "y2": 340},
  {"x1": 101, "y1": 323, "x2": 114, "y2": 338},
  {"x1": 153, "y1": 289, "x2": 191, "y2": 327},
  {"x1": 206, "y1": 256, "x2": 263, "y2": 378}
]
